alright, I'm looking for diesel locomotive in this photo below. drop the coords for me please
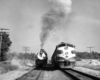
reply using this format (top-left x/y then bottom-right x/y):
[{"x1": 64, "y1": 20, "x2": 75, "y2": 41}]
[{"x1": 51, "y1": 42, "x2": 76, "y2": 68}]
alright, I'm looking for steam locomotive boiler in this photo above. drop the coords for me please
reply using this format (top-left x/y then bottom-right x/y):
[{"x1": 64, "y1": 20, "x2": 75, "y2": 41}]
[
  {"x1": 51, "y1": 42, "x2": 76, "y2": 68},
  {"x1": 35, "y1": 49, "x2": 48, "y2": 68}
]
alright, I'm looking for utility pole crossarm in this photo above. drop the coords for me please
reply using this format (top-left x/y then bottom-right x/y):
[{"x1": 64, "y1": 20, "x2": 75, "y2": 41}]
[
  {"x1": 23, "y1": 47, "x2": 30, "y2": 53},
  {"x1": 87, "y1": 47, "x2": 94, "y2": 63},
  {"x1": 87, "y1": 47, "x2": 94, "y2": 53},
  {"x1": 87, "y1": 47, "x2": 94, "y2": 48},
  {"x1": 0, "y1": 28, "x2": 9, "y2": 30}
]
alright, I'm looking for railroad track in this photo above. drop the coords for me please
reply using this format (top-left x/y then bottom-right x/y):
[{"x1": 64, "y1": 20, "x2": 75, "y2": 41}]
[
  {"x1": 16, "y1": 69, "x2": 43, "y2": 80},
  {"x1": 60, "y1": 68, "x2": 100, "y2": 80}
]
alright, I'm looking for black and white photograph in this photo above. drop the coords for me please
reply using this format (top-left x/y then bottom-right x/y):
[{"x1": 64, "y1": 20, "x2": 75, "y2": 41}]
[{"x1": 0, "y1": 0, "x2": 100, "y2": 80}]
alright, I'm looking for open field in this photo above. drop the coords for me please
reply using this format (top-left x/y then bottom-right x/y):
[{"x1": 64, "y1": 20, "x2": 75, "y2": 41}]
[
  {"x1": 75, "y1": 59, "x2": 100, "y2": 71},
  {"x1": 0, "y1": 61, "x2": 18, "y2": 74},
  {"x1": 0, "y1": 58, "x2": 35, "y2": 74},
  {"x1": 0, "y1": 56, "x2": 35, "y2": 80},
  {"x1": 0, "y1": 58, "x2": 100, "y2": 80}
]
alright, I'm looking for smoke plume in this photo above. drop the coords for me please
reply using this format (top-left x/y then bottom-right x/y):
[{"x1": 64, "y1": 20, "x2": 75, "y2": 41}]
[{"x1": 40, "y1": 0, "x2": 72, "y2": 48}]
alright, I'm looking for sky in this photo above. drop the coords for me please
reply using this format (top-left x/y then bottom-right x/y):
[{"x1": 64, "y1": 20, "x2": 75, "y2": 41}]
[{"x1": 0, "y1": 0, "x2": 100, "y2": 58}]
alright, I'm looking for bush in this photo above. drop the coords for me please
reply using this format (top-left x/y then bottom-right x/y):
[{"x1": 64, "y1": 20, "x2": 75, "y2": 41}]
[
  {"x1": 76, "y1": 51, "x2": 100, "y2": 59},
  {"x1": 17, "y1": 53, "x2": 35, "y2": 60},
  {"x1": 6, "y1": 52, "x2": 18, "y2": 60},
  {"x1": 6, "y1": 52, "x2": 36, "y2": 61}
]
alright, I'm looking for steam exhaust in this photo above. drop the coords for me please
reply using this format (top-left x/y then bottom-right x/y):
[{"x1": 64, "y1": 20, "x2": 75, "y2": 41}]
[{"x1": 40, "y1": 0, "x2": 72, "y2": 48}]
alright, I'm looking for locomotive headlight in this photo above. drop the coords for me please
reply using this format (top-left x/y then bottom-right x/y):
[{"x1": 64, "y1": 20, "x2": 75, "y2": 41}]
[
  {"x1": 64, "y1": 46, "x2": 68, "y2": 50},
  {"x1": 65, "y1": 52, "x2": 68, "y2": 55},
  {"x1": 65, "y1": 52, "x2": 68, "y2": 57}
]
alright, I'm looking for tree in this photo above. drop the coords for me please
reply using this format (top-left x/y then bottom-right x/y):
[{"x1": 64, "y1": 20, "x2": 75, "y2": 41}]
[
  {"x1": 0, "y1": 32, "x2": 12, "y2": 61},
  {"x1": 76, "y1": 51, "x2": 100, "y2": 59}
]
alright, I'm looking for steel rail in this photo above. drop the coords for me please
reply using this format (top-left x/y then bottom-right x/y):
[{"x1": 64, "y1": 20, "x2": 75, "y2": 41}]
[
  {"x1": 16, "y1": 68, "x2": 43, "y2": 80},
  {"x1": 60, "y1": 68, "x2": 100, "y2": 80},
  {"x1": 60, "y1": 69, "x2": 80, "y2": 80},
  {"x1": 70, "y1": 68, "x2": 100, "y2": 80},
  {"x1": 35, "y1": 70, "x2": 43, "y2": 80}
]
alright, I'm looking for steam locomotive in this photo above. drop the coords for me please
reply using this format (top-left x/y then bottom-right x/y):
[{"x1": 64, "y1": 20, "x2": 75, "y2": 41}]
[
  {"x1": 51, "y1": 42, "x2": 76, "y2": 68},
  {"x1": 35, "y1": 49, "x2": 48, "y2": 68}
]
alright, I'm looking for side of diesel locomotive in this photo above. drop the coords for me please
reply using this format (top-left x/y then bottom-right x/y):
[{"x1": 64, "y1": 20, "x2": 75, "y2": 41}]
[
  {"x1": 51, "y1": 42, "x2": 76, "y2": 68},
  {"x1": 35, "y1": 49, "x2": 48, "y2": 68}
]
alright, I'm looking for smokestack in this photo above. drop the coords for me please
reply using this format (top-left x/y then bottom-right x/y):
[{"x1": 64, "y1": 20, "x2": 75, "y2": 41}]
[{"x1": 40, "y1": 0, "x2": 72, "y2": 48}]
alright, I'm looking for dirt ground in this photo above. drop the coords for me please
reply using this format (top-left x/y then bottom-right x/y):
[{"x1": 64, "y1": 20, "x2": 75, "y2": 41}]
[
  {"x1": 0, "y1": 59, "x2": 100, "y2": 80},
  {"x1": 42, "y1": 70, "x2": 70, "y2": 80},
  {"x1": 0, "y1": 70, "x2": 29, "y2": 80},
  {"x1": 73, "y1": 67, "x2": 100, "y2": 78},
  {"x1": 75, "y1": 59, "x2": 100, "y2": 70},
  {"x1": 0, "y1": 58, "x2": 34, "y2": 80},
  {"x1": 74, "y1": 59, "x2": 100, "y2": 78}
]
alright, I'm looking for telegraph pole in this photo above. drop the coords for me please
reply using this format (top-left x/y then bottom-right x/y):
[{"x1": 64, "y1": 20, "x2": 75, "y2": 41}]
[
  {"x1": 0, "y1": 28, "x2": 9, "y2": 60},
  {"x1": 23, "y1": 47, "x2": 30, "y2": 53},
  {"x1": 87, "y1": 47, "x2": 94, "y2": 53},
  {"x1": 87, "y1": 47, "x2": 94, "y2": 63}
]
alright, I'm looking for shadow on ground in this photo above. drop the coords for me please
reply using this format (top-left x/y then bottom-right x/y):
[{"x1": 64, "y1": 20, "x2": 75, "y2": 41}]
[{"x1": 34, "y1": 64, "x2": 59, "y2": 71}]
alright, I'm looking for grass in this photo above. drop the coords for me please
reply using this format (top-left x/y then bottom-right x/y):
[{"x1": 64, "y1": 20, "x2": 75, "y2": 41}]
[
  {"x1": 83, "y1": 65, "x2": 100, "y2": 71},
  {"x1": 0, "y1": 61, "x2": 18, "y2": 74},
  {"x1": 75, "y1": 59, "x2": 100, "y2": 71},
  {"x1": 0, "y1": 52, "x2": 36, "y2": 74}
]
